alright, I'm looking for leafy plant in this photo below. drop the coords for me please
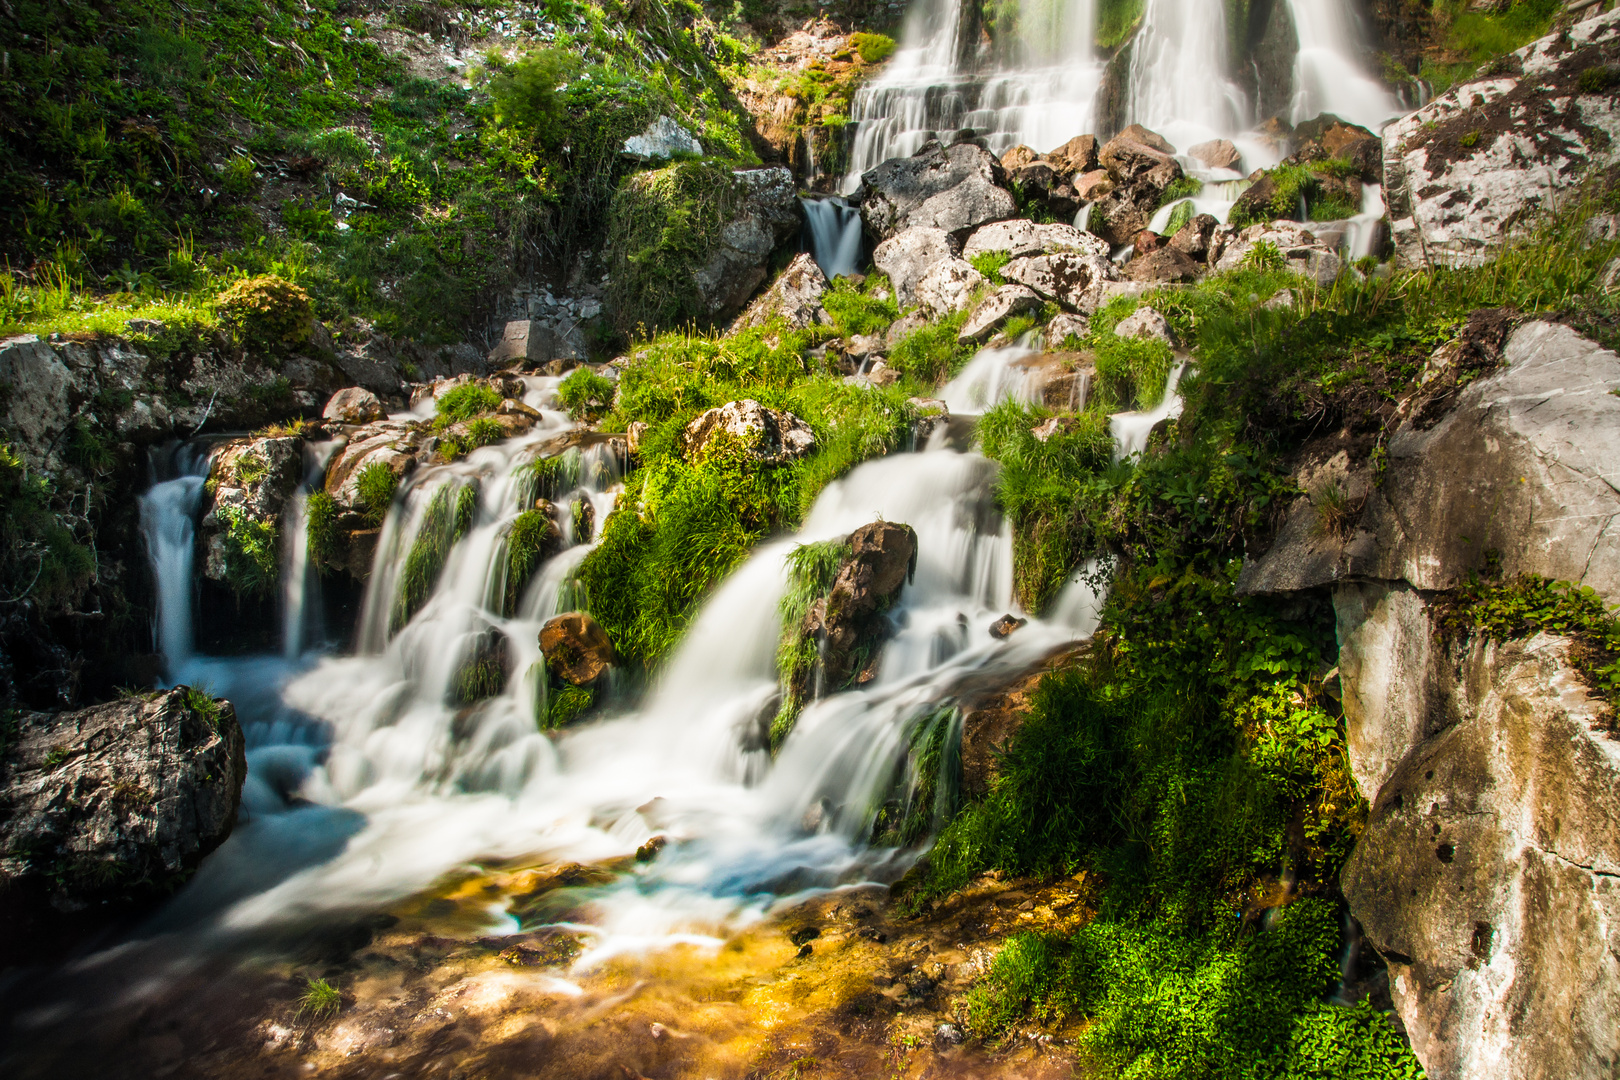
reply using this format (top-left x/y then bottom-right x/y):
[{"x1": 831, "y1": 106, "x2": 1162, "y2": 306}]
[{"x1": 970, "y1": 250, "x2": 1012, "y2": 285}]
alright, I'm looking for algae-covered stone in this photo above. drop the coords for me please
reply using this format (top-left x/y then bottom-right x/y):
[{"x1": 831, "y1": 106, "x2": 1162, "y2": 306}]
[{"x1": 539, "y1": 612, "x2": 616, "y2": 686}]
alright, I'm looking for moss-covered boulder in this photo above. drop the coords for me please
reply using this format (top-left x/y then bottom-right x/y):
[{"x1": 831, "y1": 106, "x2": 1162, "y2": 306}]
[{"x1": 200, "y1": 436, "x2": 303, "y2": 595}]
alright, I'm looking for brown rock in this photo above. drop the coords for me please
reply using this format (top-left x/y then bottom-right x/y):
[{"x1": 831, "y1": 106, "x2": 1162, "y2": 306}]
[
  {"x1": 1133, "y1": 230, "x2": 1166, "y2": 253},
  {"x1": 1046, "y1": 134, "x2": 1100, "y2": 176},
  {"x1": 539, "y1": 612, "x2": 617, "y2": 686},
  {"x1": 1188, "y1": 138, "x2": 1242, "y2": 171},
  {"x1": 1169, "y1": 213, "x2": 1220, "y2": 260},
  {"x1": 1124, "y1": 245, "x2": 1202, "y2": 283},
  {"x1": 1000, "y1": 144, "x2": 1042, "y2": 172},
  {"x1": 800, "y1": 521, "x2": 918, "y2": 692},
  {"x1": 1073, "y1": 168, "x2": 1114, "y2": 201},
  {"x1": 1011, "y1": 161, "x2": 1058, "y2": 194},
  {"x1": 680, "y1": 399, "x2": 817, "y2": 465},
  {"x1": 322, "y1": 386, "x2": 386, "y2": 424},
  {"x1": 1099, "y1": 124, "x2": 1176, "y2": 179},
  {"x1": 988, "y1": 613, "x2": 1027, "y2": 637}
]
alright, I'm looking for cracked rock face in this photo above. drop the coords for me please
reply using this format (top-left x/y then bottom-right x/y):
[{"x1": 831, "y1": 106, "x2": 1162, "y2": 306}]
[
  {"x1": 730, "y1": 252, "x2": 832, "y2": 332},
  {"x1": 1383, "y1": 9, "x2": 1620, "y2": 267},
  {"x1": 1341, "y1": 627, "x2": 1620, "y2": 1080},
  {"x1": 858, "y1": 141, "x2": 1011, "y2": 241}
]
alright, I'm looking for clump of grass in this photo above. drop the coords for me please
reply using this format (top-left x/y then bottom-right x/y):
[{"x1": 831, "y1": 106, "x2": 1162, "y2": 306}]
[
  {"x1": 1157, "y1": 175, "x2": 1203, "y2": 208},
  {"x1": 213, "y1": 505, "x2": 280, "y2": 597},
  {"x1": 851, "y1": 32, "x2": 897, "y2": 64},
  {"x1": 392, "y1": 482, "x2": 477, "y2": 632},
  {"x1": 822, "y1": 276, "x2": 898, "y2": 337},
  {"x1": 546, "y1": 684, "x2": 594, "y2": 728},
  {"x1": 434, "y1": 385, "x2": 503, "y2": 428},
  {"x1": 969, "y1": 250, "x2": 1012, "y2": 286},
  {"x1": 354, "y1": 461, "x2": 399, "y2": 525},
  {"x1": 297, "y1": 977, "x2": 341, "y2": 1022},
  {"x1": 503, "y1": 509, "x2": 558, "y2": 616},
  {"x1": 306, "y1": 491, "x2": 338, "y2": 567},
  {"x1": 1311, "y1": 481, "x2": 1364, "y2": 540},
  {"x1": 558, "y1": 368, "x2": 615, "y2": 421},
  {"x1": 179, "y1": 685, "x2": 222, "y2": 729},
  {"x1": 887, "y1": 307, "x2": 976, "y2": 384},
  {"x1": 771, "y1": 538, "x2": 853, "y2": 745}
]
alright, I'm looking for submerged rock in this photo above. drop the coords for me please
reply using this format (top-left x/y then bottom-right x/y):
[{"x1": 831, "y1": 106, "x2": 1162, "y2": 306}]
[
  {"x1": 539, "y1": 612, "x2": 617, "y2": 686},
  {"x1": 0, "y1": 687, "x2": 246, "y2": 957}
]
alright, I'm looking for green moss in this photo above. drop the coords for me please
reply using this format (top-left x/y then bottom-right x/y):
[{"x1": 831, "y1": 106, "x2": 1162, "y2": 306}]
[
  {"x1": 1096, "y1": 0, "x2": 1146, "y2": 49},
  {"x1": 604, "y1": 160, "x2": 744, "y2": 335},
  {"x1": 392, "y1": 481, "x2": 477, "y2": 633},
  {"x1": 306, "y1": 491, "x2": 339, "y2": 568},
  {"x1": 504, "y1": 509, "x2": 558, "y2": 616},
  {"x1": 850, "y1": 33, "x2": 897, "y2": 64},
  {"x1": 215, "y1": 274, "x2": 311, "y2": 346},
  {"x1": 1164, "y1": 199, "x2": 1196, "y2": 237},
  {"x1": 546, "y1": 684, "x2": 595, "y2": 728}
]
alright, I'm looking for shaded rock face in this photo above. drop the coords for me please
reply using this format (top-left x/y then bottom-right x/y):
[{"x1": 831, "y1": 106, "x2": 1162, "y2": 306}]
[
  {"x1": 1240, "y1": 318, "x2": 1620, "y2": 1079},
  {"x1": 0, "y1": 688, "x2": 247, "y2": 955},
  {"x1": 680, "y1": 399, "x2": 817, "y2": 465},
  {"x1": 1341, "y1": 627, "x2": 1620, "y2": 1080},
  {"x1": 858, "y1": 141, "x2": 1011, "y2": 241},
  {"x1": 694, "y1": 166, "x2": 803, "y2": 320},
  {"x1": 539, "y1": 613, "x2": 616, "y2": 686},
  {"x1": 731, "y1": 253, "x2": 833, "y2": 331},
  {"x1": 1383, "y1": 10, "x2": 1620, "y2": 267},
  {"x1": 1239, "y1": 321, "x2": 1620, "y2": 599},
  {"x1": 803, "y1": 521, "x2": 918, "y2": 691},
  {"x1": 200, "y1": 436, "x2": 304, "y2": 584}
]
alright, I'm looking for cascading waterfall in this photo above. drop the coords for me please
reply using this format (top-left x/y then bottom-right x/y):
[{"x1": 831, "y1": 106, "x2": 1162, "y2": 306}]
[
  {"x1": 1125, "y1": 0, "x2": 1250, "y2": 150},
  {"x1": 800, "y1": 196, "x2": 865, "y2": 280},
  {"x1": 138, "y1": 445, "x2": 211, "y2": 678},
  {"x1": 1285, "y1": 0, "x2": 1400, "y2": 132},
  {"x1": 128, "y1": 344, "x2": 1136, "y2": 956},
  {"x1": 281, "y1": 440, "x2": 340, "y2": 659}
]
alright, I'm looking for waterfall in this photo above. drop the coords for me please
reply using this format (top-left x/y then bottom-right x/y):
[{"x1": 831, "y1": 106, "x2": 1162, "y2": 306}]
[
  {"x1": 1126, "y1": 0, "x2": 1249, "y2": 149},
  {"x1": 801, "y1": 196, "x2": 865, "y2": 280},
  {"x1": 1284, "y1": 0, "x2": 1400, "y2": 131},
  {"x1": 841, "y1": 0, "x2": 1105, "y2": 190},
  {"x1": 138, "y1": 446, "x2": 211, "y2": 679},
  {"x1": 281, "y1": 440, "x2": 340, "y2": 659},
  {"x1": 1111, "y1": 362, "x2": 1186, "y2": 460}
]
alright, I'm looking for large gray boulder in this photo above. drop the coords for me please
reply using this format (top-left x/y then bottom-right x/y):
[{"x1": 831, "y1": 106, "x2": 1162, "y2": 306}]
[
  {"x1": 731, "y1": 252, "x2": 833, "y2": 331},
  {"x1": 903, "y1": 176, "x2": 1017, "y2": 236},
  {"x1": 1384, "y1": 10, "x2": 1620, "y2": 267},
  {"x1": 1239, "y1": 320, "x2": 1620, "y2": 599},
  {"x1": 915, "y1": 257, "x2": 986, "y2": 316},
  {"x1": 693, "y1": 166, "x2": 802, "y2": 318},
  {"x1": 962, "y1": 219, "x2": 1110, "y2": 261},
  {"x1": 1001, "y1": 251, "x2": 1120, "y2": 313},
  {"x1": 873, "y1": 227, "x2": 955, "y2": 309},
  {"x1": 0, "y1": 687, "x2": 247, "y2": 952},
  {"x1": 959, "y1": 284, "x2": 1044, "y2": 343},
  {"x1": 859, "y1": 141, "x2": 1012, "y2": 241}
]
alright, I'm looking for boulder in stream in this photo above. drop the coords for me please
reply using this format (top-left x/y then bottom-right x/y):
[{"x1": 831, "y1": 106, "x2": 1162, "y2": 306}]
[
  {"x1": 800, "y1": 520, "x2": 918, "y2": 691},
  {"x1": 858, "y1": 140, "x2": 1011, "y2": 241},
  {"x1": 0, "y1": 687, "x2": 246, "y2": 958},
  {"x1": 322, "y1": 386, "x2": 386, "y2": 424},
  {"x1": 539, "y1": 612, "x2": 616, "y2": 686}
]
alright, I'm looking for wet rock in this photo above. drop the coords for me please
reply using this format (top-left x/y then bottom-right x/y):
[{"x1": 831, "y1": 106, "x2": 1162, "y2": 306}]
[
  {"x1": 801, "y1": 521, "x2": 918, "y2": 692},
  {"x1": 858, "y1": 140, "x2": 1010, "y2": 241},
  {"x1": 324, "y1": 424, "x2": 419, "y2": 512},
  {"x1": 989, "y1": 613, "x2": 1027, "y2": 637},
  {"x1": 1010, "y1": 160, "x2": 1058, "y2": 194},
  {"x1": 959, "y1": 284, "x2": 1043, "y2": 343},
  {"x1": 635, "y1": 835, "x2": 667, "y2": 862},
  {"x1": 200, "y1": 436, "x2": 304, "y2": 584},
  {"x1": 1123, "y1": 245, "x2": 1202, "y2": 283},
  {"x1": 731, "y1": 252, "x2": 833, "y2": 331},
  {"x1": 1045, "y1": 133, "x2": 1100, "y2": 176},
  {"x1": 1292, "y1": 113, "x2": 1383, "y2": 184},
  {"x1": 0, "y1": 687, "x2": 246, "y2": 955},
  {"x1": 1133, "y1": 229, "x2": 1166, "y2": 254},
  {"x1": 962, "y1": 219, "x2": 1110, "y2": 261},
  {"x1": 1112, "y1": 306, "x2": 1174, "y2": 345},
  {"x1": 915, "y1": 257, "x2": 986, "y2": 316},
  {"x1": 1073, "y1": 168, "x2": 1114, "y2": 201},
  {"x1": 322, "y1": 386, "x2": 385, "y2": 424},
  {"x1": 622, "y1": 115, "x2": 703, "y2": 160},
  {"x1": 935, "y1": 1022, "x2": 965, "y2": 1048},
  {"x1": 1213, "y1": 220, "x2": 1342, "y2": 285},
  {"x1": 1188, "y1": 138, "x2": 1242, "y2": 171},
  {"x1": 538, "y1": 612, "x2": 616, "y2": 686},
  {"x1": 909, "y1": 397, "x2": 949, "y2": 442},
  {"x1": 872, "y1": 227, "x2": 955, "y2": 309},
  {"x1": 789, "y1": 925, "x2": 821, "y2": 946},
  {"x1": 680, "y1": 399, "x2": 817, "y2": 465},
  {"x1": 1384, "y1": 11, "x2": 1620, "y2": 267},
  {"x1": 1169, "y1": 213, "x2": 1220, "y2": 260},
  {"x1": 1100, "y1": 123, "x2": 1176, "y2": 174},
  {"x1": 1001, "y1": 251, "x2": 1120, "y2": 312}
]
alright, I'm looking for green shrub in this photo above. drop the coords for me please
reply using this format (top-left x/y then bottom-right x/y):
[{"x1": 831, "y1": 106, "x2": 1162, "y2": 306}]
[
  {"x1": 213, "y1": 506, "x2": 280, "y2": 597},
  {"x1": 434, "y1": 384, "x2": 503, "y2": 427},
  {"x1": 484, "y1": 48, "x2": 579, "y2": 134},
  {"x1": 305, "y1": 491, "x2": 338, "y2": 568},
  {"x1": 604, "y1": 160, "x2": 743, "y2": 334},
  {"x1": 354, "y1": 462, "x2": 399, "y2": 525},
  {"x1": 558, "y1": 368, "x2": 616, "y2": 420},
  {"x1": 0, "y1": 445, "x2": 95, "y2": 610},
  {"x1": 215, "y1": 274, "x2": 312, "y2": 346},
  {"x1": 851, "y1": 32, "x2": 897, "y2": 64}
]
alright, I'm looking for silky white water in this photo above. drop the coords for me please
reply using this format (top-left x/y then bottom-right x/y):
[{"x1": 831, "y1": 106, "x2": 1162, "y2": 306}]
[
  {"x1": 127, "y1": 349, "x2": 1131, "y2": 967},
  {"x1": 1284, "y1": 0, "x2": 1400, "y2": 132}
]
